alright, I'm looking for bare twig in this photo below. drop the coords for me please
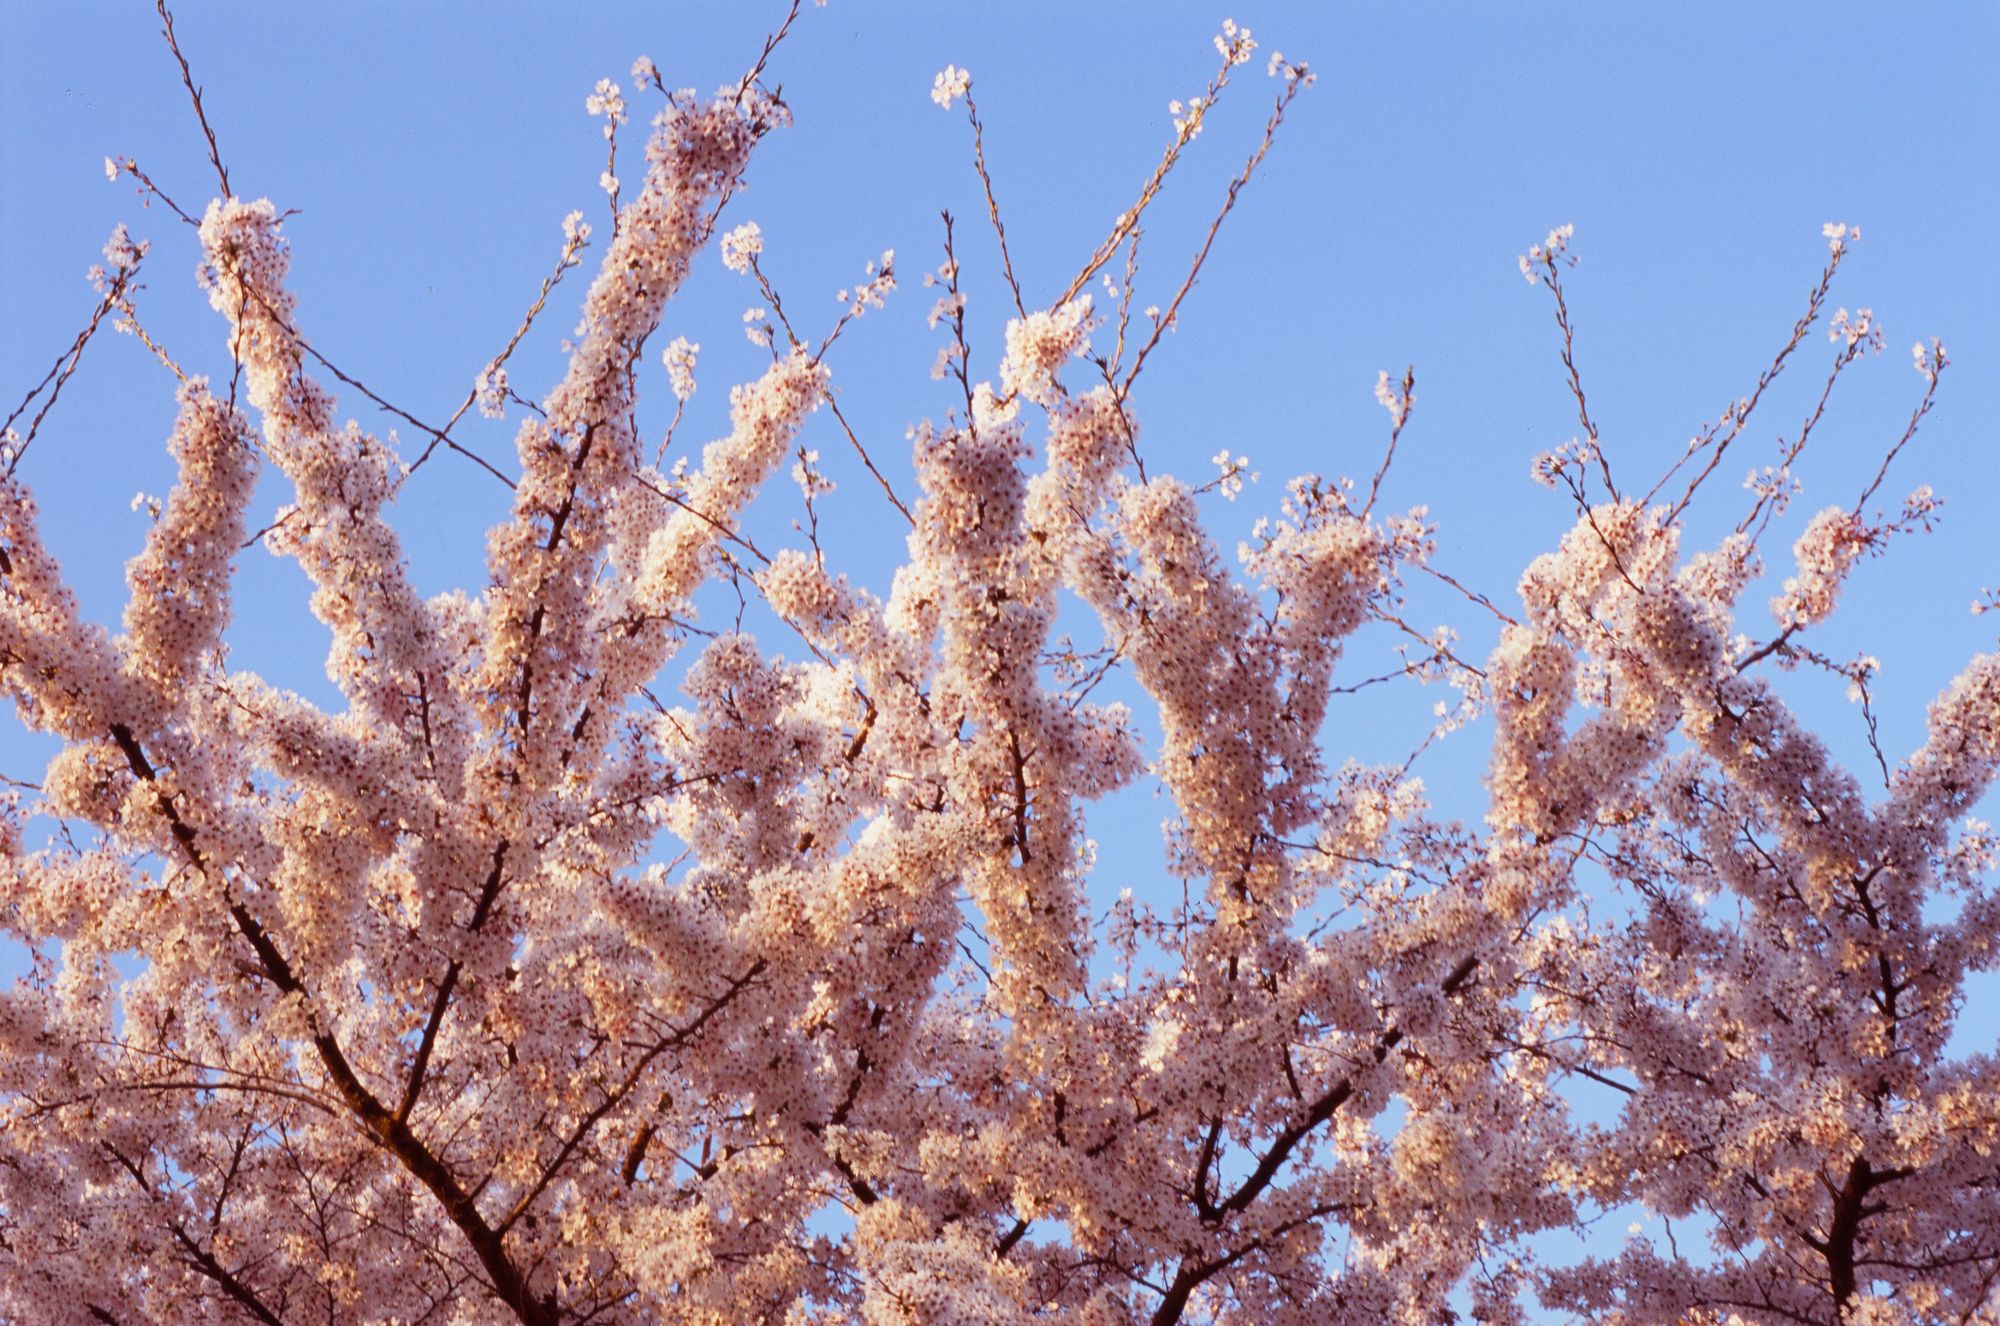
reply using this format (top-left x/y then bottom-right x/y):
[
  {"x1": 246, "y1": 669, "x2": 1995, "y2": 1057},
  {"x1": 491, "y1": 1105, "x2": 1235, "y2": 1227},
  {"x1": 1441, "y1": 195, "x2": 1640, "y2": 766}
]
[
  {"x1": 1854, "y1": 343, "x2": 1946, "y2": 514},
  {"x1": 735, "y1": 0, "x2": 803, "y2": 106},
  {"x1": 1535, "y1": 248, "x2": 1618, "y2": 501},
  {"x1": 1656, "y1": 247, "x2": 1842, "y2": 518},
  {"x1": 824, "y1": 393, "x2": 914, "y2": 525},
  {"x1": 108, "y1": 156, "x2": 200, "y2": 228},
  {"x1": 1056, "y1": 41, "x2": 1263, "y2": 309},
  {"x1": 1737, "y1": 324, "x2": 1876, "y2": 540},
  {"x1": 960, "y1": 92, "x2": 1027, "y2": 319},
  {"x1": 237, "y1": 285, "x2": 516, "y2": 490},
  {"x1": 402, "y1": 223, "x2": 590, "y2": 489},
  {"x1": 3, "y1": 265, "x2": 138, "y2": 475},
  {"x1": 156, "y1": 0, "x2": 230, "y2": 198},
  {"x1": 1362, "y1": 365, "x2": 1415, "y2": 518},
  {"x1": 1121, "y1": 72, "x2": 1309, "y2": 396}
]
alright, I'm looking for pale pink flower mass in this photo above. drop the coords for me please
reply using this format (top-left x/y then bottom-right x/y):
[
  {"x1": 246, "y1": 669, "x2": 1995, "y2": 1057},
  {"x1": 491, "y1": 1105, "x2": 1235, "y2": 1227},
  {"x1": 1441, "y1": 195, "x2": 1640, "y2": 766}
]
[{"x1": 0, "y1": 11, "x2": 1993, "y2": 1326}]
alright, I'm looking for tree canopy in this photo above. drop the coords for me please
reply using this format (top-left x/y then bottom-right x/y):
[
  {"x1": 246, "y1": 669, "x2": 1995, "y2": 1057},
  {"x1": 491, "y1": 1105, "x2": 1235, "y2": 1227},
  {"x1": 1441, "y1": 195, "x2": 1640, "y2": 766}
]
[{"x1": 2, "y1": 7, "x2": 1996, "y2": 1324}]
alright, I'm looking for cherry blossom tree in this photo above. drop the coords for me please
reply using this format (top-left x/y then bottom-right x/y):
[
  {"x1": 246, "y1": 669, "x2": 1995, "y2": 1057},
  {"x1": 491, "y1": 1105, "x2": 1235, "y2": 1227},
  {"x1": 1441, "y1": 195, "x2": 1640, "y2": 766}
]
[{"x1": 3, "y1": 7, "x2": 1996, "y2": 1325}]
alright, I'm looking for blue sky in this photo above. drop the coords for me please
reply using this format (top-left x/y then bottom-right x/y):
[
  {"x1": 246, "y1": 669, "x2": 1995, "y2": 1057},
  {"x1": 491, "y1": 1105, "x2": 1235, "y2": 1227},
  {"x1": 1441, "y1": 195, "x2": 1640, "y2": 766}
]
[{"x1": 4, "y1": 0, "x2": 1999, "y2": 1301}]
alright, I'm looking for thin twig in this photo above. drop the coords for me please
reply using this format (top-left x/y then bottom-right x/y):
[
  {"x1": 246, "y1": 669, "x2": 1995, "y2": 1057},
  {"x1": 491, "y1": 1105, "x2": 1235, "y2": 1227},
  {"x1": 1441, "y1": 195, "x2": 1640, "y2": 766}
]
[
  {"x1": 401, "y1": 224, "x2": 590, "y2": 489},
  {"x1": 110, "y1": 156, "x2": 200, "y2": 228},
  {"x1": 1538, "y1": 253, "x2": 1617, "y2": 500},
  {"x1": 1417, "y1": 562, "x2": 1517, "y2": 626},
  {"x1": 961, "y1": 92, "x2": 1027, "y2": 319},
  {"x1": 1656, "y1": 247, "x2": 1842, "y2": 519},
  {"x1": 824, "y1": 393, "x2": 914, "y2": 525},
  {"x1": 157, "y1": 0, "x2": 230, "y2": 198},
  {"x1": 1736, "y1": 327, "x2": 1874, "y2": 540},
  {"x1": 1120, "y1": 73, "x2": 1309, "y2": 396},
  {"x1": 3, "y1": 265, "x2": 138, "y2": 475},
  {"x1": 238, "y1": 285, "x2": 516, "y2": 490},
  {"x1": 735, "y1": 0, "x2": 803, "y2": 107},
  {"x1": 1362, "y1": 365, "x2": 1415, "y2": 519},
  {"x1": 1854, "y1": 345, "x2": 1946, "y2": 514},
  {"x1": 1055, "y1": 42, "x2": 1261, "y2": 309}
]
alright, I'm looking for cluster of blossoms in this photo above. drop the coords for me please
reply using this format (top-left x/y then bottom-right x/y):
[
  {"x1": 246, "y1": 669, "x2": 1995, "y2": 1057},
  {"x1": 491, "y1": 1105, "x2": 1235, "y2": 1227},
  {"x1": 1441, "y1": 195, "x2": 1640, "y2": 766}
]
[
  {"x1": 1213, "y1": 17, "x2": 1256, "y2": 65},
  {"x1": 1517, "y1": 221, "x2": 1576, "y2": 284},
  {"x1": 719, "y1": 219, "x2": 763, "y2": 274},
  {"x1": 585, "y1": 77, "x2": 627, "y2": 133},
  {"x1": 474, "y1": 360, "x2": 510, "y2": 417},
  {"x1": 1373, "y1": 366, "x2": 1414, "y2": 431},
  {"x1": 1772, "y1": 505, "x2": 1873, "y2": 628},
  {"x1": 1168, "y1": 93, "x2": 1209, "y2": 143},
  {"x1": 998, "y1": 295, "x2": 1093, "y2": 406},
  {"x1": 1831, "y1": 304, "x2": 1885, "y2": 352},
  {"x1": 89, "y1": 222, "x2": 146, "y2": 290},
  {"x1": 835, "y1": 248, "x2": 896, "y2": 318},
  {"x1": 1528, "y1": 433, "x2": 1605, "y2": 488},
  {"x1": 1913, "y1": 336, "x2": 1947, "y2": 385},
  {"x1": 930, "y1": 63, "x2": 970, "y2": 111},
  {"x1": 660, "y1": 334, "x2": 699, "y2": 400},
  {"x1": 1207, "y1": 448, "x2": 1256, "y2": 499},
  {"x1": 1, "y1": 16, "x2": 1994, "y2": 1326},
  {"x1": 927, "y1": 288, "x2": 964, "y2": 332}
]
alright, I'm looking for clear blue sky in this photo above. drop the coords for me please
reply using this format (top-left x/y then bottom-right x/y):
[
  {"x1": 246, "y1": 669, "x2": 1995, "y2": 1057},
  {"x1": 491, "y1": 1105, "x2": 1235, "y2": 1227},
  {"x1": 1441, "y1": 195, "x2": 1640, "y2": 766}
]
[{"x1": 4, "y1": 0, "x2": 1998, "y2": 1296}]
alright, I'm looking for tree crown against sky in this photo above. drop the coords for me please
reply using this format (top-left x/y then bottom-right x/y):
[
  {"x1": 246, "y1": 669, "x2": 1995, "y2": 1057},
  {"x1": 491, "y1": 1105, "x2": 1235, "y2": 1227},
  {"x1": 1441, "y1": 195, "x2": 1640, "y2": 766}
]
[{"x1": 2, "y1": 5, "x2": 1998, "y2": 1325}]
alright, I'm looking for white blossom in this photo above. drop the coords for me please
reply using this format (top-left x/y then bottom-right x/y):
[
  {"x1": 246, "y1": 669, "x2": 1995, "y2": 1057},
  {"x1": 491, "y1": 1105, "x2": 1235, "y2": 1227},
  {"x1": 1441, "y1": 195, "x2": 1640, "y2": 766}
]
[{"x1": 931, "y1": 63, "x2": 970, "y2": 110}]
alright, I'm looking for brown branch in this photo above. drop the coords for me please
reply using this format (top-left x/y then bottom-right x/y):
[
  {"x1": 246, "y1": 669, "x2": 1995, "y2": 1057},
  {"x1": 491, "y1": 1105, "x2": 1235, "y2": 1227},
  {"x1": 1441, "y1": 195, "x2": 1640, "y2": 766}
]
[
  {"x1": 1817, "y1": 1156, "x2": 1914, "y2": 1316},
  {"x1": 620, "y1": 1122, "x2": 656, "y2": 1186},
  {"x1": 103, "y1": 1142, "x2": 286, "y2": 1326},
  {"x1": 1217, "y1": 954, "x2": 1477, "y2": 1223},
  {"x1": 231, "y1": 895, "x2": 557, "y2": 1325},
  {"x1": 514, "y1": 420, "x2": 602, "y2": 747},
  {"x1": 995, "y1": 1218, "x2": 1031, "y2": 1259},
  {"x1": 107, "y1": 724, "x2": 555, "y2": 1326},
  {"x1": 1144, "y1": 954, "x2": 1479, "y2": 1323},
  {"x1": 1008, "y1": 726, "x2": 1033, "y2": 865},
  {"x1": 168, "y1": 1223, "x2": 286, "y2": 1326},
  {"x1": 1148, "y1": 1208, "x2": 1337, "y2": 1326},
  {"x1": 397, "y1": 843, "x2": 510, "y2": 1123}
]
